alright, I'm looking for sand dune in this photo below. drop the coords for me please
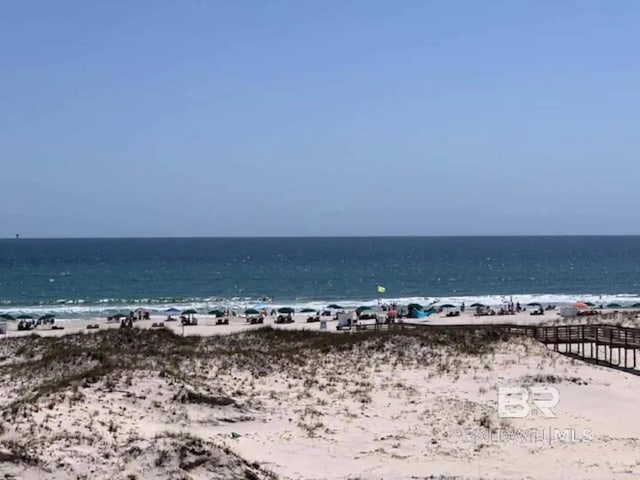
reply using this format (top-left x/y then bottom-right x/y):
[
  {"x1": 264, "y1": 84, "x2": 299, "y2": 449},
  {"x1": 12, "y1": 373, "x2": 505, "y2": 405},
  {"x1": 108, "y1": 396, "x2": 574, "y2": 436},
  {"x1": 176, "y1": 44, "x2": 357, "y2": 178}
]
[{"x1": 0, "y1": 317, "x2": 638, "y2": 479}]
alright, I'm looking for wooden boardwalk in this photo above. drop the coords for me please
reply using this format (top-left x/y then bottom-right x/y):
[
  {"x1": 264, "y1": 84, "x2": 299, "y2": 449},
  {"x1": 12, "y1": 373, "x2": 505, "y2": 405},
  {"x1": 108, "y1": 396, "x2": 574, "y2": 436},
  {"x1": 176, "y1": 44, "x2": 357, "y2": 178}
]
[{"x1": 356, "y1": 321, "x2": 640, "y2": 373}]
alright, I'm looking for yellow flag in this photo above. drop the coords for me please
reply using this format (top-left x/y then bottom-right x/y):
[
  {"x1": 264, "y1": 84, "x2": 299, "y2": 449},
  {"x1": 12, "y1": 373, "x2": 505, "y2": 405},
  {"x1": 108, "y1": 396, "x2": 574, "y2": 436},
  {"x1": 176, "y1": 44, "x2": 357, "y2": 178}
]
[{"x1": 377, "y1": 285, "x2": 386, "y2": 293}]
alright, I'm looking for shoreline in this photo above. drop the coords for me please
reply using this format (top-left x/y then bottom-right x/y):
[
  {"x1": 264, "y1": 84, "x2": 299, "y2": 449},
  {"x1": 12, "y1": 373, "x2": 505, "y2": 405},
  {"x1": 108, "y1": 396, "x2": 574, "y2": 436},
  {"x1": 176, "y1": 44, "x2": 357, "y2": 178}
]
[{"x1": 3, "y1": 308, "x2": 638, "y2": 338}]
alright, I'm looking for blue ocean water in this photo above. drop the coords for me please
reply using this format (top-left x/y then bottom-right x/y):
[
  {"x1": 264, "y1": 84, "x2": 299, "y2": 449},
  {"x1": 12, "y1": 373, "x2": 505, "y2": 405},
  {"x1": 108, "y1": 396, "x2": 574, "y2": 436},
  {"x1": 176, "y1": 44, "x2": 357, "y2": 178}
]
[{"x1": 2, "y1": 237, "x2": 640, "y2": 317}]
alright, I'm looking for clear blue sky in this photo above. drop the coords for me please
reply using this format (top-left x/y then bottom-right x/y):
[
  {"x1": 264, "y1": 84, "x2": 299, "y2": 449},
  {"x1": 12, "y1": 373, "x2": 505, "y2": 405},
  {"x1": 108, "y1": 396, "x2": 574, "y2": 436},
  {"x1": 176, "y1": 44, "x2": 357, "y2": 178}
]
[{"x1": 2, "y1": 1, "x2": 639, "y2": 237}]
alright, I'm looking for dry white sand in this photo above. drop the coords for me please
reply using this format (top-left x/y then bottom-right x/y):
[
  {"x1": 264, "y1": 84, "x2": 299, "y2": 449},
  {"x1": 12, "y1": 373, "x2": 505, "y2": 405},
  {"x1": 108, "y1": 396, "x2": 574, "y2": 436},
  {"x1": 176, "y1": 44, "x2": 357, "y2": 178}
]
[{"x1": 0, "y1": 310, "x2": 639, "y2": 479}]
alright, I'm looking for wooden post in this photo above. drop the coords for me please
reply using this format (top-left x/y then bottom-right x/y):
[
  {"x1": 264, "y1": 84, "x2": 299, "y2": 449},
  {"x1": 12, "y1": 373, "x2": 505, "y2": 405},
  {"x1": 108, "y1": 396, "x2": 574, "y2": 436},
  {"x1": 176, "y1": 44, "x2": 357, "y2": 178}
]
[
  {"x1": 609, "y1": 329, "x2": 613, "y2": 364},
  {"x1": 625, "y1": 330, "x2": 628, "y2": 369},
  {"x1": 579, "y1": 325, "x2": 584, "y2": 357},
  {"x1": 595, "y1": 328, "x2": 599, "y2": 363}
]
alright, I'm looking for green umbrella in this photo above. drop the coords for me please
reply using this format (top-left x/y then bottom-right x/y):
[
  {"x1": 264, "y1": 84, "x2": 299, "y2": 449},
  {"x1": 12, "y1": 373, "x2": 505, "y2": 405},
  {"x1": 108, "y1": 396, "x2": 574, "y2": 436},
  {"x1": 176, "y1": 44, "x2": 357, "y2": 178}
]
[
  {"x1": 182, "y1": 309, "x2": 198, "y2": 315},
  {"x1": 327, "y1": 304, "x2": 343, "y2": 309},
  {"x1": 38, "y1": 314, "x2": 55, "y2": 320},
  {"x1": 208, "y1": 309, "x2": 225, "y2": 317},
  {"x1": 439, "y1": 304, "x2": 456, "y2": 309},
  {"x1": 407, "y1": 303, "x2": 423, "y2": 310},
  {"x1": 244, "y1": 308, "x2": 260, "y2": 315},
  {"x1": 277, "y1": 307, "x2": 295, "y2": 314},
  {"x1": 17, "y1": 314, "x2": 33, "y2": 320},
  {"x1": 356, "y1": 306, "x2": 372, "y2": 314},
  {"x1": 584, "y1": 302, "x2": 596, "y2": 307},
  {"x1": 301, "y1": 308, "x2": 316, "y2": 313},
  {"x1": 0, "y1": 313, "x2": 15, "y2": 321},
  {"x1": 470, "y1": 303, "x2": 485, "y2": 308},
  {"x1": 606, "y1": 303, "x2": 622, "y2": 308},
  {"x1": 527, "y1": 302, "x2": 541, "y2": 307},
  {"x1": 631, "y1": 303, "x2": 640, "y2": 308}
]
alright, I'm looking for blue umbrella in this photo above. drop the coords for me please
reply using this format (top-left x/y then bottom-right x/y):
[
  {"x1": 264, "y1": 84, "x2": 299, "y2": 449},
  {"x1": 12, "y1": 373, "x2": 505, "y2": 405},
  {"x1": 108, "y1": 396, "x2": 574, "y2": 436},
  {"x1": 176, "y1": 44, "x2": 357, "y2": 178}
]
[{"x1": 165, "y1": 308, "x2": 180, "y2": 314}]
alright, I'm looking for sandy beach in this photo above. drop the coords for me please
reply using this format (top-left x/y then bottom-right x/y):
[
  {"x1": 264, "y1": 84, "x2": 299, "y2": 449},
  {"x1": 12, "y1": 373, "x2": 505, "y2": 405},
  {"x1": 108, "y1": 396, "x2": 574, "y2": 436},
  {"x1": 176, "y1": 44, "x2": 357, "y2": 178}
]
[
  {"x1": 0, "y1": 309, "x2": 638, "y2": 479},
  {"x1": 4, "y1": 307, "x2": 639, "y2": 337}
]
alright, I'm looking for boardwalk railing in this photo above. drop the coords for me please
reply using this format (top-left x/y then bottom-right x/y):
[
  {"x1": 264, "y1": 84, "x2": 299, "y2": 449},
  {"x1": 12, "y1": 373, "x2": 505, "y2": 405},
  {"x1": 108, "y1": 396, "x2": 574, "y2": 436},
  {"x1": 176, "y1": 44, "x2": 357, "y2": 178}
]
[{"x1": 358, "y1": 321, "x2": 640, "y2": 373}]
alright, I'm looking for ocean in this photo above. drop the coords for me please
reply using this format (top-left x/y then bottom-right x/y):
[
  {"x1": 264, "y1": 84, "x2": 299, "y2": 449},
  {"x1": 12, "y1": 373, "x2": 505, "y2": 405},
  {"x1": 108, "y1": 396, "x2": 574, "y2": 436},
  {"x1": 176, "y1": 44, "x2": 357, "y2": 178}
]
[{"x1": 2, "y1": 236, "x2": 640, "y2": 318}]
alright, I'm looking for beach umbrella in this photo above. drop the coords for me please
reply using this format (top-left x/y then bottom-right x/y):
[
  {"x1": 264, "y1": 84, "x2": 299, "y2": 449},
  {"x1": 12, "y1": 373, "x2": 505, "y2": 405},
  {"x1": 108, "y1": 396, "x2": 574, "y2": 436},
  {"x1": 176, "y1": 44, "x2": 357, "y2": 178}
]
[
  {"x1": 407, "y1": 303, "x2": 423, "y2": 310},
  {"x1": 439, "y1": 304, "x2": 456, "y2": 309},
  {"x1": 38, "y1": 314, "x2": 55, "y2": 320},
  {"x1": 470, "y1": 303, "x2": 485, "y2": 308},
  {"x1": 584, "y1": 302, "x2": 595, "y2": 307},
  {"x1": 277, "y1": 307, "x2": 295, "y2": 314},
  {"x1": 182, "y1": 309, "x2": 197, "y2": 315},
  {"x1": 327, "y1": 304, "x2": 343, "y2": 309},
  {"x1": 356, "y1": 306, "x2": 372, "y2": 314},
  {"x1": 631, "y1": 303, "x2": 640, "y2": 308},
  {"x1": 0, "y1": 314, "x2": 15, "y2": 321},
  {"x1": 526, "y1": 302, "x2": 541, "y2": 307},
  {"x1": 16, "y1": 314, "x2": 33, "y2": 320},
  {"x1": 301, "y1": 308, "x2": 316, "y2": 313},
  {"x1": 165, "y1": 307, "x2": 180, "y2": 314},
  {"x1": 574, "y1": 302, "x2": 588, "y2": 309},
  {"x1": 606, "y1": 303, "x2": 622, "y2": 308},
  {"x1": 244, "y1": 308, "x2": 260, "y2": 315},
  {"x1": 208, "y1": 309, "x2": 225, "y2": 317}
]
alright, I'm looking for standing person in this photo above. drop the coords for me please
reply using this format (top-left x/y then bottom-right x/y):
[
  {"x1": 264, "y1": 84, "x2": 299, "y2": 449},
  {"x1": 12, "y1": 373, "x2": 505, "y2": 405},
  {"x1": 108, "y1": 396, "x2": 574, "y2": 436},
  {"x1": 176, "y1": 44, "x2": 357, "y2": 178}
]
[{"x1": 461, "y1": 302, "x2": 465, "y2": 312}]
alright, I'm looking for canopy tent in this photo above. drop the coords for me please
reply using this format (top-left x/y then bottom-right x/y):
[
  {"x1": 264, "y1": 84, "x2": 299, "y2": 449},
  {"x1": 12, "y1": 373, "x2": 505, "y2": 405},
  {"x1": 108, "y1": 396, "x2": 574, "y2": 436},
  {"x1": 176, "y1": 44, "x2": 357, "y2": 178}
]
[
  {"x1": 410, "y1": 309, "x2": 434, "y2": 319},
  {"x1": 133, "y1": 307, "x2": 149, "y2": 320}
]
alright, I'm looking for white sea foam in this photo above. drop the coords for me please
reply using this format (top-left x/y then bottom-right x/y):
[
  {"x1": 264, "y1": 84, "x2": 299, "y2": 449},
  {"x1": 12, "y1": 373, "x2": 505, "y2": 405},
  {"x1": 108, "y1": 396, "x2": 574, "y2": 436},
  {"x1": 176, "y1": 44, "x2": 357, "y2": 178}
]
[{"x1": 2, "y1": 293, "x2": 640, "y2": 320}]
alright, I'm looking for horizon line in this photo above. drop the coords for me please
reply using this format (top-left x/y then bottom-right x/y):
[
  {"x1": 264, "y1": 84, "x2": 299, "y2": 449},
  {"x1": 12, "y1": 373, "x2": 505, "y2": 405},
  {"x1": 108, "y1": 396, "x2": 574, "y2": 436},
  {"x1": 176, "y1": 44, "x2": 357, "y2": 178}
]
[{"x1": 3, "y1": 234, "x2": 640, "y2": 240}]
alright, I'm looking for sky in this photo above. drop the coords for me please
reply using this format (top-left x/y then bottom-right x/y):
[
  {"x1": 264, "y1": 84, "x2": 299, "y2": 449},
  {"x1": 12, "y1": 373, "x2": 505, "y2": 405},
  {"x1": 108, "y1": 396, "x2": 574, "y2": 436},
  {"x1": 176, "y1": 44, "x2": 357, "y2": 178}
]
[{"x1": 2, "y1": 0, "x2": 640, "y2": 237}]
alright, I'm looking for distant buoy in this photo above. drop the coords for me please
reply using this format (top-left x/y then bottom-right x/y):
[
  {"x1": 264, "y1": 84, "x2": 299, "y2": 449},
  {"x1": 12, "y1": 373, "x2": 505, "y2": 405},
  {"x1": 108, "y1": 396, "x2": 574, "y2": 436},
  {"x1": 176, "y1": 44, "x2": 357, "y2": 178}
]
[{"x1": 15, "y1": 234, "x2": 19, "y2": 239}]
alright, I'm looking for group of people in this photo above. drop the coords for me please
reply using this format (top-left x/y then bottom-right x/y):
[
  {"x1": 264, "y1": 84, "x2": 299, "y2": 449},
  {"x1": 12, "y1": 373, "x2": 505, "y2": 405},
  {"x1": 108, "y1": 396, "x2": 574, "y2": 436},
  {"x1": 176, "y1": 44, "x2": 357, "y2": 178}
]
[{"x1": 17, "y1": 316, "x2": 55, "y2": 331}]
